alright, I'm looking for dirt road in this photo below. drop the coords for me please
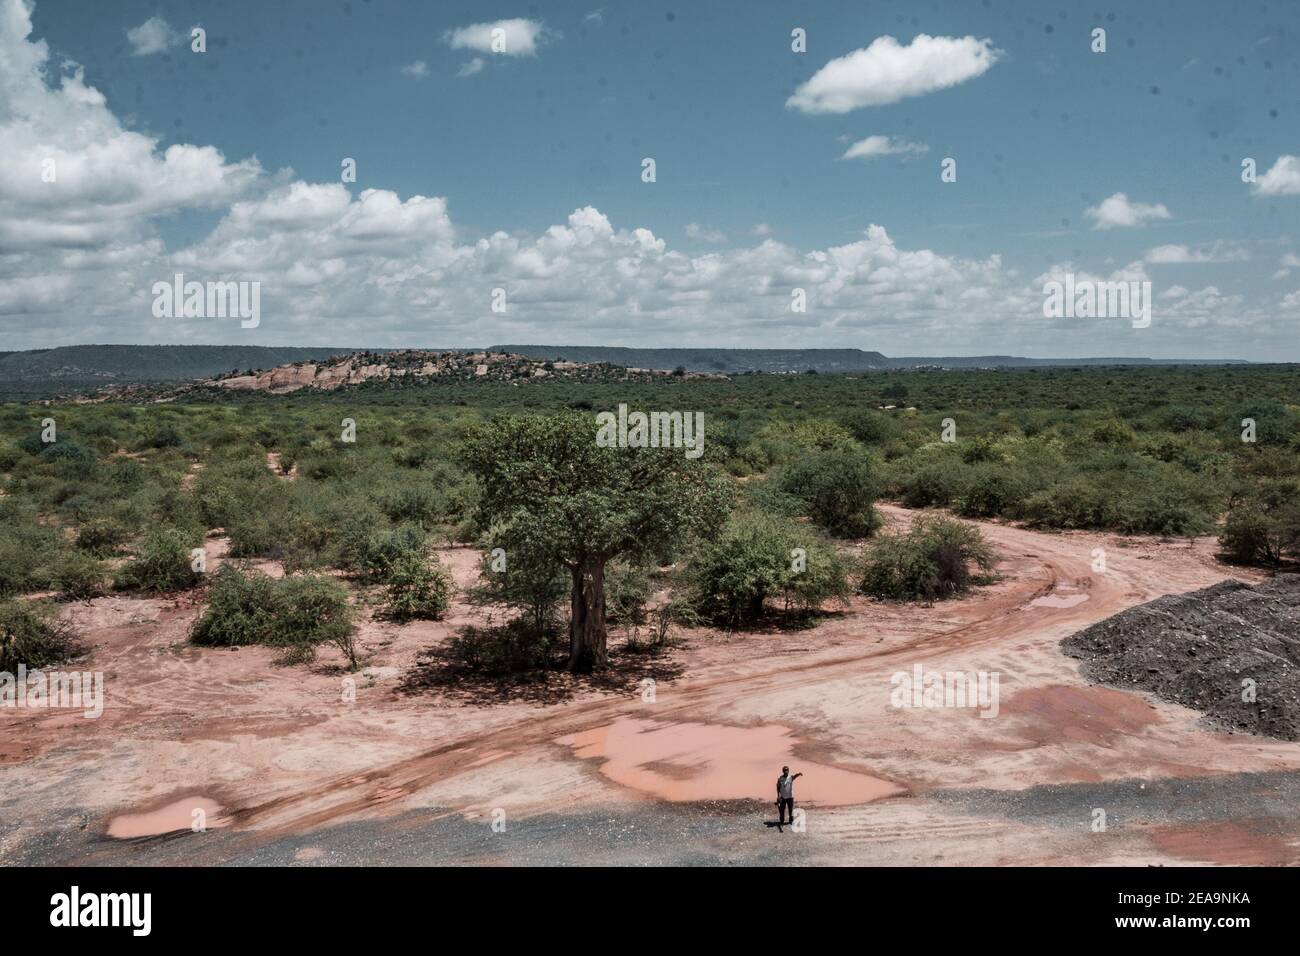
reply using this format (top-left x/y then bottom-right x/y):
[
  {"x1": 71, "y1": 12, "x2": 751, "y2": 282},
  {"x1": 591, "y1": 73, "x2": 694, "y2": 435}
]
[{"x1": 4, "y1": 506, "x2": 1299, "y2": 866}]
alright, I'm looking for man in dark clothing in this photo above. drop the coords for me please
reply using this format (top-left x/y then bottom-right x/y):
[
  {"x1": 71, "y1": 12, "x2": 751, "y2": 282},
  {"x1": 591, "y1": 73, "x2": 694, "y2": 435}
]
[{"x1": 776, "y1": 766, "x2": 803, "y2": 826}]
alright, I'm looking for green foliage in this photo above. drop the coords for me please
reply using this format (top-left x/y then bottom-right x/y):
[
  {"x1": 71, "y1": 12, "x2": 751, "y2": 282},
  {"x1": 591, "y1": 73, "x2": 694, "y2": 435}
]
[
  {"x1": 462, "y1": 412, "x2": 732, "y2": 671},
  {"x1": 0, "y1": 599, "x2": 80, "y2": 672},
  {"x1": 860, "y1": 515, "x2": 995, "y2": 602},
  {"x1": 189, "y1": 565, "x2": 354, "y2": 664},
  {"x1": 438, "y1": 619, "x2": 563, "y2": 677},
  {"x1": 116, "y1": 527, "x2": 203, "y2": 592},
  {"x1": 684, "y1": 511, "x2": 850, "y2": 626},
  {"x1": 1220, "y1": 480, "x2": 1300, "y2": 564},
  {"x1": 469, "y1": 523, "x2": 569, "y2": 636},
  {"x1": 380, "y1": 553, "x2": 453, "y2": 622},
  {"x1": 49, "y1": 550, "x2": 108, "y2": 600},
  {"x1": 778, "y1": 447, "x2": 881, "y2": 537}
]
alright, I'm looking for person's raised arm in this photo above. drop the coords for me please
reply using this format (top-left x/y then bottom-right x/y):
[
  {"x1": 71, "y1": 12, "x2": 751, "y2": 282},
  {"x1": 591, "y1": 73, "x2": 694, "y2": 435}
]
[{"x1": 793, "y1": 772, "x2": 803, "y2": 780}]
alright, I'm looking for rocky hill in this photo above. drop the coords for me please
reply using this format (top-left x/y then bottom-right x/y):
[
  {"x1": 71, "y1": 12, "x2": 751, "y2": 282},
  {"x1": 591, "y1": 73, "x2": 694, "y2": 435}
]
[{"x1": 80, "y1": 349, "x2": 727, "y2": 401}]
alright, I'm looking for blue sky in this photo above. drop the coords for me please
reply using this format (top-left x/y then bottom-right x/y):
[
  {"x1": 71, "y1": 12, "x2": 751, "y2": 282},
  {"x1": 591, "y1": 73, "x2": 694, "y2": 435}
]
[{"x1": 4, "y1": 0, "x2": 1299, "y2": 357}]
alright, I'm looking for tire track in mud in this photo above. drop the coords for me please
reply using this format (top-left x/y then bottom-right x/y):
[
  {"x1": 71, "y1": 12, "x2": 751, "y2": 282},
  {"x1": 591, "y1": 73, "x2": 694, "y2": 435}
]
[{"x1": 229, "y1": 509, "x2": 1145, "y2": 839}]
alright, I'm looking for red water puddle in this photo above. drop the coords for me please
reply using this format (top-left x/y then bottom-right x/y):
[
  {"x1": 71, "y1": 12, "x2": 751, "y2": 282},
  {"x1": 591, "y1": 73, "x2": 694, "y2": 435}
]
[
  {"x1": 559, "y1": 717, "x2": 902, "y2": 805},
  {"x1": 106, "y1": 796, "x2": 230, "y2": 838}
]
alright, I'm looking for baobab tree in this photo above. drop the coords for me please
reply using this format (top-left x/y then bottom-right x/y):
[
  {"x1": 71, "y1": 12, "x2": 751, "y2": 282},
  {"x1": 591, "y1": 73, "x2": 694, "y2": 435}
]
[{"x1": 462, "y1": 413, "x2": 729, "y2": 673}]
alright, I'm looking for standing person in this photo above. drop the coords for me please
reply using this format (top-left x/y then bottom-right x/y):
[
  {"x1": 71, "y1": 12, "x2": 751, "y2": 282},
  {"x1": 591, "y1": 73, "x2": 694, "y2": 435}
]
[{"x1": 776, "y1": 766, "x2": 802, "y2": 827}]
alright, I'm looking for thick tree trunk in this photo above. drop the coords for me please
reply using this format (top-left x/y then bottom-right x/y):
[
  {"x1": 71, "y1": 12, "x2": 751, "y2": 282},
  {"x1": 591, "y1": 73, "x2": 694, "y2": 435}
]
[{"x1": 568, "y1": 559, "x2": 608, "y2": 673}]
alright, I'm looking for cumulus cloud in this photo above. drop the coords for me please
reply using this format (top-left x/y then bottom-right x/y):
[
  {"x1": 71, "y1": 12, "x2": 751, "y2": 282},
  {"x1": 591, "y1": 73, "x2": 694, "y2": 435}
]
[
  {"x1": 1254, "y1": 155, "x2": 1300, "y2": 196},
  {"x1": 787, "y1": 35, "x2": 999, "y2": 114},
  {"x1": 125, "y1": 16, "x2": 178, "y2": 56},
  {"x1": 685, "y1": 223, "x2": 726, "y2": 243},
  {"x1": 0, "y1": 0, "x2": 261, "y2": 259},
  {"x1": 2, "y1": 0, "x2": 1290, "y2": 357},
  {"x1": 400, "y1": 60, "x2": 429, "y2": 78},
  {"x1": 1144, "y1": 242, "x2": 1249, "y2": 264},
  {"x1": 840, "y1": 135, "x2": 929, "y2": 161},
  {"x1": 1084, "y1": 192, "x2": 1172, "y2": 230},
  {"x1": 445, "y1": 18, "x2": 550, "y2": 57}
]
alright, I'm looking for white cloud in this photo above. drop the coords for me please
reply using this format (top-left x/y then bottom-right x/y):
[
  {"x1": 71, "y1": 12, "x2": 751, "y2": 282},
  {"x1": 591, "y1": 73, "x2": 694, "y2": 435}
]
[
  {"x1": 787, "y1": 35, "x2": 999, "y2": 114},
  {"x1": 0, "y1": 0, "x2": 261, "y2": 259},
  {"x1": 445, "y1": 18, "x2": 550, "y2": 57},
  {"x1": 685, "y1": 223, "x2": 726, "y2": 243},
  {"x1": 1143, "y1": 242, "x2": 1249, "y2": 264},
  {"x1": 456, "y1": 57, "x2": 484, "y2": 78},
  {"x1": 583, "y1": 9, "x2": 604, "y2": 26},
  {"x1": 400, "y1": 60, "x2": 429, "y2": 78},
  {"x1": 840, "y1": 135, "x2": 929, "y2": 161},
  {"x1": 752, "y1": 223, "x2": 772, "y2": 237},
  {"x1": 1084, "y1": 192, "x2": 1172, "y2": 230},
  {"x1": 1254, "y1": 155, "x2": 1300, "y2": 196},
  {"x1": 3, "y1": 0, "x2": 1294, "y2": 357},
  {"x1": 125, "y1": 16, "x2": 178, "y2": 56},
  {"x1": 1273, "y1": 252, "x2": 1300, "y2": 280}
]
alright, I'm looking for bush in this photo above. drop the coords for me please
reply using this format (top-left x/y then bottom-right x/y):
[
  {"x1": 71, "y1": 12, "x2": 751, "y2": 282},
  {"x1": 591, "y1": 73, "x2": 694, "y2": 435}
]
[
  {"x1": 469, "y1": 526, "x2": 569, "y2": 637},
  {"x1": 380, "y1": 553, "x2": 453, "y2": 622},
  {"x1": 437, "y1": 619, "x2": 563, "y2": 677},
  {"x1": 341, "y1": 524, "x2": 429, "y2": 582},
  {"x1": 778, "y1": 448, "x2": 881, "y2": 537},
  {"x1": 954, "y1": 464, "x2": 1030, "y2": 518},
  {"x1": 0, "y1": 599, "x2": 80, "y2": 672},
  {"x1": 75, "y1": 517, "x2": 132, "y2": 556},
  {"x1": 685, "y1": 512, "x2": 850, "y2": 626},
  {"x1": 860, "y1": 515, "x2": 995, "y2": 602},
  {"x1": 116, "y1": 527, "x2": 202, "y2": 592},
  {"x1": 1220, "y1": 482, "x2": 1300, "y2": 564},
  {"x1": 190, "y1": 565, "x2": 355, "y2": 665},
  {"x1": 0, "y1": 506, "x2": 63, "y2": 597},
  {"x1": 605, "y1": 561, "x2": 654, "y2": 626},
  {"x1": 49, "y1": 550, "x2": 108, "y2": 600},
  {"x1": 897, "y1": 459, "x2": 967, "y2": 509}
]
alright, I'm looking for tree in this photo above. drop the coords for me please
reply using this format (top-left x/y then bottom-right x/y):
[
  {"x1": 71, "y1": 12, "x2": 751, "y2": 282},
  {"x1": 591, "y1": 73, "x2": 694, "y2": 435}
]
[
  {"x1": 778, "y1": 447, "x2": 881, "y2": 537},
  {"x1": 462, "y1": 414, "x2": 730, "y2": 673},
  {"x1": 685, "y1": 511, "x2": 849, "y2": 627}
]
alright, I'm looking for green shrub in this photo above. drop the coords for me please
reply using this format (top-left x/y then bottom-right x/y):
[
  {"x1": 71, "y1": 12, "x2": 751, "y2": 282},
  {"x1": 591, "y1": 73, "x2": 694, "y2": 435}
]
[
  {"x1": 606, "y1": 561, "x2": 654, "y2": 626},
  {"x1": 897, "y1": 459, "x2": 967, "y2": 509},
  {"x1": 436, "y1": 619, "x2": 563, "y2": 677},
  {"x1": 380, "y1": 553, "x2": 454, "y2": 622},
  {"x1": 1220, "y1": 481, "x2": 1300, "y2": 564},
  {"x1": 469, "y1": 527, "x2": 569, "y2": 636},
  {"x1": 955, "y1": 464, "x2": 1030, "y2": 519},
  {"x1": 115, "y1": 527, "x2": 202, "y2": 592},
  {"x1": 342, "y1": 524, "x2": 429, "y2": 582},
  {"x1": 0, "y1": 506, "x2": 63, "y2": 597},
  {"x1": 685, "y1": 512, "x2": 850, "y2": 626},
  {"x1": 190, "y1": 565, "x2": 355, "y2": 665},
  {"x1": 75, "y1": 517, "x2": 132, "y2": 556},
  {"x1": 49, "y1": 550, "x2": 108, "y2": 600},
  {"x1": 778, "y1": 448, "x2": 881, "y2": 537},
  {"x1": 860, "y1": 515, "x2": 995, "y2": 602},
  {"x1": 0, "y1": 599, "x2": 80, "y2": 672}
]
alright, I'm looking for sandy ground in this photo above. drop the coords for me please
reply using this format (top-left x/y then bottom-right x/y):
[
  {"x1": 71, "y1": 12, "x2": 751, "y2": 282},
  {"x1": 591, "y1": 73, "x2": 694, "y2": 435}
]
[{"x1": 4, "y1": 505, "x2": 1300, "y2": 866}]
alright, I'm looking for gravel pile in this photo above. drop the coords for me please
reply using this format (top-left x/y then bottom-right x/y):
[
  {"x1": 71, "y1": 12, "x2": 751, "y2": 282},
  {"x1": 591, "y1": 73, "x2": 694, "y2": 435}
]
[{"x1": 1061, "y1": 575, "x2": 1300, "y2": 740}]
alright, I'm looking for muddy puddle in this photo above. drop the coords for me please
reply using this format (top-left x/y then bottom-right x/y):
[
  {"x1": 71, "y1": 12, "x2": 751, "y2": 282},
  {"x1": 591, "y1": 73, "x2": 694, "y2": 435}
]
[
  {"x1": 106, "y1": 796, "x2": 230, "y2": 839},
  {"x1": 559, "y1": 717, "x2": 902, "y2": 805}
]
